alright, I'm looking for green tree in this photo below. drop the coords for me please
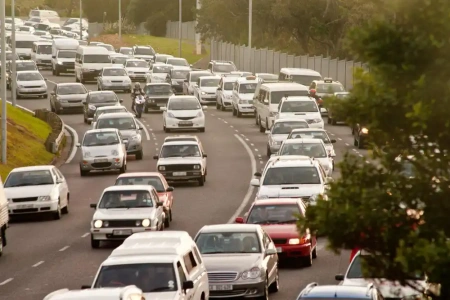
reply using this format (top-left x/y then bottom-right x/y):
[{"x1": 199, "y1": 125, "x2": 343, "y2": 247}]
[
  {"x1": 298, "y1": 0, "x2": 450, "y2": 298},
  {"x1": 81, "y1": 0, "x2": 131, "y2": 23}
]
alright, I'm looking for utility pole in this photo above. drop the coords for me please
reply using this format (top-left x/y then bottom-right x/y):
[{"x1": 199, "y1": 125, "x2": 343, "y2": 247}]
[
  {"x1": 79, "y1": 0, "x2": 82, "y2": 40},
  {"x1": 11, "y1": 0, "x2": 17, "y2": 106},
  {"x1": 118, "y1": 0, "x2": 122, "y2": 41},
  {"x1": 1, "y1": 0, "x2": 8, "y2": 163},
  {"x1": 178, "y1": 0, "x2": 182, "y2": 57},
  {"x1": 248, "y1": 0, "x2": 252, "y2": 49},
  {"x1": 195, "y1": 0, "x2": 201, "y2": 55}
]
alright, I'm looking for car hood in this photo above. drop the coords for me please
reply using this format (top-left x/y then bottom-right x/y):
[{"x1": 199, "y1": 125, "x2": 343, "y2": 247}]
[
  {"x1": 17, "y1": 80, "x2": 46, "y2": 87},
  {"x1": 57, "y1": 94, "x2": 87, "y2": 101},
  {"x1": 119, "y1": 129, "x2": 140, "y2": 139},
  {"x1": 169, "y1": 109, "x2": 200, "y2": 118},
  {"x1": 202, "y1": 253, "x2": 262, "y2": 272},
  {"x1": 158, "y1": 157, "x2": 203, "y2": 165},
  {"x1": 5, "y1": 185, "x2": 55, "y2": 198},
  {"x1": 102, "y1": 76, "x2": 130, "y2": 81},
  {"x1": 237, "y1": 93, "x2": 254, "y2": 100},
  {"x1": 93, "y1": 207, "x2": 156, "y2": 220},
  {"x1": 126, "y1": 67, "x2": 149, "y2": 73},
  {"x1": 258, "y1": 185, "x2": 323, "y2": 198},
  {"x1": 271, "y1": 134, "x2": 289, "y2": 142},
  {"x1": 151, "y1": 73, "x2": 168, "y2": 79},
  {"x1": 277, "y1": 112, "x2": 320, "y2": 120},
  {"x1": 143, "y1": 291, "x2": 179, "y2": 300},
  {"x1": 200, "y1": 87, "x2": 217, "y2": 93},
  {"x1": 261, "y1": 224, "x2": 299, "y2": 238},
  {"x1": 342, "y1": 278, "x2": 425, "y2": 298},
  {"x1": 81, "y1": 145, "x2": 120, "y2": 156}
]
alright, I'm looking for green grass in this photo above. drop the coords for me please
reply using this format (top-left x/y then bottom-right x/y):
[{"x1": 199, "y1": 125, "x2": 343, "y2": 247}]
[
  {"x1": 92, "y1": 34, "x2": 208, "y2": 64},
  {"x1": 0, "y1": 103, "x2": 54, "y2": 180}
]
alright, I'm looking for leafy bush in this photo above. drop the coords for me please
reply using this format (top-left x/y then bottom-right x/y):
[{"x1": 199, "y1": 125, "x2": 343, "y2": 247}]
[
  {"x1": 144, "y1": 12, "x2": 167, "y2": 37},
  {"x1": 103, "y1": 17, "x2": 136, "y2": 34}
]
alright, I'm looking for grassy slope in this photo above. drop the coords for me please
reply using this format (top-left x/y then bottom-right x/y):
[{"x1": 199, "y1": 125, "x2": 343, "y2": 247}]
[
  {"x1": 0, "y1": 103, "x2": 54, "y2": 180},
  {"x1": 92, "y1": 34, "x2": 208, "y2": 64}
]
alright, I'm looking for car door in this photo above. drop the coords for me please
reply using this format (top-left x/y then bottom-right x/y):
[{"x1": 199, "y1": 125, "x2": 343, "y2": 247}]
[
  {"x1": 262, "y1": 231, "x2": 277, "y2": 284},
  {"x1": 176, "y1": 261, "x2": 190, "y2": 300}
]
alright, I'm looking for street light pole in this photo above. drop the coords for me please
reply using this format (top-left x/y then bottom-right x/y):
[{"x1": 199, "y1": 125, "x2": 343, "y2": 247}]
[
  {"x1": 248, "y1": 0, "x2": 252, "y2": 48},
  {"x1": 118, "y1": 0, "x2": 122, "y2": 41},
  {"x1": 11, "y1": 0, "x2": 17, "y2": 106},
  {"x1": 1, "y1": 0, "x2": 8, "y2": 164},
  {"x1": 195, "y1": 0, "x2": 201, "y2": 55},
  {"x1": 178, "y1": 0, "x2": 182, "y2": 57},
  {"x1": 79, "y1": 0, "x2": 82, "y2": 40}
]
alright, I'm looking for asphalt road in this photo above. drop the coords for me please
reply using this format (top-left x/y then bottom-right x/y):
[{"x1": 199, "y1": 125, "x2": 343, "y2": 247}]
[{"x1": 0, "y1": 70, "x2": 370, "y2": 299}]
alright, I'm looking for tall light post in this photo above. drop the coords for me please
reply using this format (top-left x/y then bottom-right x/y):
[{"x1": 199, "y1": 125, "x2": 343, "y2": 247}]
[
  {"x1": 248, "y1": 0, "x2": 252, "y2": 48},
  {"x1": 11, "y1": 0, "x2": 17, "y2": 106},
  {"x1": 79, "y1": 0, "x2": 83, "y2": 40},
  {"x1": 118, "y1": 0, "x2": 122, "y2": 41},
  {"x1": 178, "y1": 0, "x2": 182, "y2": 57},
  {"x1": 1, "y1": 0, "x2": 8, "y2": 163},
  {"x1": 195, "y1": 0, "x2": 201, "y2": 55}
]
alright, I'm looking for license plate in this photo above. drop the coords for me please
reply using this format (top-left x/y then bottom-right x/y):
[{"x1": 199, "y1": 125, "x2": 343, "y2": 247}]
[
  {"x1": 113, "y1": 229, "x2": 132, "y2": 236},
  {"x1": 17, "y1": 204, "x2": 33, "y2": 209},
  {"x1": 276, "y1": 247, "x2": 282, "y2": 253},
  {"x1": 94, "y1": 158, "x2": 108, "y2": 163},
  {"x1": 209, "y1": 285, "x2": 233, "y2": 291},
  {"x1": 173, "y1": 172, "x2": 187, "y2": 176},
  {"x1": 179, "y1": 121, "x2": 193, "y2": 126}
]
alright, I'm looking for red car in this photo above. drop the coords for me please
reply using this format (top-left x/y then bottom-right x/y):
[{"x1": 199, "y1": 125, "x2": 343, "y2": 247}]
[
  {"x1": 115, "y1": 172, "x2": 174, "y2": 228},
  {"x1": 235, "y1": 198, "x2": 317, "y2": 266}
]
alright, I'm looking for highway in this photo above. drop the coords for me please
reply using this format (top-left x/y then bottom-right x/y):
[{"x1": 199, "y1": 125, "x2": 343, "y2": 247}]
[{"x1": 0, "y1": 69, "x2": 370, "y2": 299}]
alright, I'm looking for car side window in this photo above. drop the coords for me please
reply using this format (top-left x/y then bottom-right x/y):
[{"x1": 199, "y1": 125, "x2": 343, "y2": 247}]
[
  {"x1": 192, "y1": 246, "x2": 203, "y2": 264},
  {"x1": 177, "y1": 261, "x2": 187, "y2": 283},
  {"x1": 183, "y1": 251, "x2": 198, "y2": 274},
  {"x1": 151, "y1": 190, "x2": 159, "y2": 204}
]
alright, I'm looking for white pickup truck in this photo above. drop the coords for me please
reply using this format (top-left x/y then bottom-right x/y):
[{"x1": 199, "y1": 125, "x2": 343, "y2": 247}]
[{"x1": 0, "y1": 177, "x2": 9, "y2": 257}]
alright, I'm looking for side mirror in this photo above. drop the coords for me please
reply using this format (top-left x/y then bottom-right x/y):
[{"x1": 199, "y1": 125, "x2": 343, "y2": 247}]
[
  {"x1": 160, "y1": 107, "x2": 167, "y2": 111},
  {"x1": 156, "y1": 201, "x2": 163, "y2": 207},
  {"x1": 166, "y1": 186, "x2": 174, "y2": 192},
  {"x1": 263, "y1": 99, "x2": 269, "y2": 104},
  {"x1": 254, "y1": 172, "x2": 261, "y2": 177},
  {"x1": 335, "y1": 274, "x2": 344, "y2": 281},
  {"x1": 139, "y1": 126, "x2": 143, "y2": 130},
  {"x1": 81, "y1": 285, "x2": 91, "y2": 289},
  {"x1": 52, "y1": 55, "x2": 56, "y2": 58},
  {"x1": 265, "y1": 248, "x2": 277, "y2": 255},
  {"x1": 203, "y1": 153, "x2": 207, "y2": 158},
  {"x1": 331, "y1": 139, "x2": 336, "y2": 143},
  {"x1": 153, "y1": 155, "x2": 159, "y2": 159},
  {"x1": 76, "y1": 143, "x2": 81, "y2": 147},
  {"x1": 235, "y1": 217, "x2": 244, "y2": 223},
  {"x1": 44, "y1": 78, "x2": 48, "y2": 81},
  {"x1": 250, "y1": 179, "x2": 260, "y2": 186},
  {"x1": 202, "y1": 106, "x2": 208, "y2": 110},
  {"x1": 89, "y1": 203, "x2": 96, "y2": 208},
  {"x1": 119, "y1": 99, "x2": 123, "y2": 103},
  {"x1": 56, "y1": 178, "x2": 64, "y2": 184},
  {"x1": 184, "y1": 79, "x2": 188, "y2": 82},
  {"x1": 182, "y1": 280, "x2": 194, "y2": 290}
]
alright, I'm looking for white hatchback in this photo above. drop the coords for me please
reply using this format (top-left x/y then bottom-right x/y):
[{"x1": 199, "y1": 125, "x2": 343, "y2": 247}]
[
  {"x1": 161, "y1": 96, "x2": 206, "y2": 132},
  {"x1": 276, "y1": 96, "x2": 324, "y2": 129}
]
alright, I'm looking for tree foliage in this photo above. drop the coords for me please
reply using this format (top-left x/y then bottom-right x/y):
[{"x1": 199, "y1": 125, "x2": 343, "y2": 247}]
[
  {"x1": 81, "y1": 0, "x2": 132, "y2": 23},
  {"x1": 298, "y1": 0, "x2": 450, "y2": 297}
]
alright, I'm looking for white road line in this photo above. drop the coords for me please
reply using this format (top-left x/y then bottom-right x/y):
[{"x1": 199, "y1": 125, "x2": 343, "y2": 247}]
[
  {"x1": 338, "y1": 138, "x2": 342, "y2": 141},
  {"x1": 228, "y1": 134, "x2": 256, "y2": 224},
  {"x1": 240, "y1": 134, "x2": 245, "y2": 137},
  {"x1": 366, "y1": 160, "x2": 370, "y2": 164},
  {"x1": 260, "y1": 161, "x2": 263, "y2": 164},
  {"x1": 230, "y1": 125, "x2": 233, "y2": 128},
  {"x1": 59, "y1": 246, "x2": 70, "y2": 252},
  {"x1": 345, "y1": 143, "x2": 350, "y2": 146},
  {"x1": 224, "y1": 121, "x2": 228, "y2": 124},
  {"x1": 0, "y1": 278, "x2": 13, "y2": 285},
  {"x1": 142, "y1": 120, "x2": 147, "y2": 123},
  {"x1": 250, "y1": 143, "x2": 254, "y2": 146},
  {"x1": 235, "y1": 129, "x2": 239, "y2": 132},
  {"x1": 81, "y1": 233, "x2": 89, "y2": 238},
  {"x1": 32, "y1": 261, "x2": 44, "y2": 267},
  {"x1": 352, "y1": 149, "x2": 358, "y2": 152},
  {"x1": 149, "y1": 128, "x2": 153, "y2": 131},
  {"x1": 254, "y1": 149, "x2": 259, "y2": 152},
  {"x1": 245, "y1": 138, "x2": 249, "y2": 141},
  {"x1": 156, "y1": 148, "x2": 159, "y2": 151},
  {"x1": 64, "y1": 125, "x2": 79, "y2": 164},
  {"x1": 359, "y1": 154, "x2": 363, "y2": 157},
  {"x1": 257, "y1": 154, "x2": 261, "y2": 157},
  {"x1": 329, "y1": 133, "x2": 335, "y2": 136},
  {"x1": 136, "y1": 120, "x2": 150, "y2": 141}
]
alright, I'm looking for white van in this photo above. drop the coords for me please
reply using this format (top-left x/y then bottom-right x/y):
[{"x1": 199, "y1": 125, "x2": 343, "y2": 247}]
[
  {"x1": 278, "y1": 68, "x2": 322, "y2": 86},
  {"x1": 75, "y1": 46, "x2": 112, "y2": 83},
  {"x1": 44, "y1": 285, "x2": 143, "y2": 300},
  {"x1": 0, "y1": 177, "x2": 9, "y2": 257},
  {"x1": 31, "y1": 41, "x2": 52, "y2": 68},
  {"x1": 52, "y1": 39, "x2": 79, "y2": 75},
  {"x1": 253, "y1": 82, "x2": 309, "y2": 131},
  {"x1": 13, "y1": 34, "x2": 41, "y2": 60},
  {"x1": 87, "y1": 231, "x2": 209, "y2": 300},
  {"x1": 29, "y1": 9, "x2": 60, "y2": 24}
]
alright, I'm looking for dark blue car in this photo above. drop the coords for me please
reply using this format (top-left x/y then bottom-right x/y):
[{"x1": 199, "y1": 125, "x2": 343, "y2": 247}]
[{"x1": 297, "y1": 283, "x2": 384, "y2": 300}]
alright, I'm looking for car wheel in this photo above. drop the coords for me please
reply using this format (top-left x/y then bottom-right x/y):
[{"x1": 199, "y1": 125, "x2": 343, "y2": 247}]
[
  {"x1": 216, "y1": 101, "x2": 220, "y2": 110},
  {"x1": 198, "y1": 175, "x2": 205, "y2": 186},
  {"x1": 312, "y1": 245, "x2": 317, "y2": 259},
  {"x1": 354, "y1": 136, "x2": 358, "y2": 147},
  {"x1": 331, "y1": 118, "x2": 337, "y2": 125},
  {"x1": 55, "y1": 68, "x2": 60, "y2": 76},
  {"x1": 80, "y1": 166, "x2": 89, "y2": 176},
  {"x1": 119, "y1": 161, "x2": 126, "y2": 174},
  {"x1": 164, "y1": 125, "x2": 169, "y2": 133},
  {"x1": 61, "y1": 195, "x2": 69, "y2": 214},
  {"x1": 268, "y1": 267, "x2": 280, "y2": 293},
  {"x1": 237, "y1": 110, "x2": 242, "y2": 118},
  {"x1": 164, "y1": 214, "x2": 170, "y2": 228},
  {"x1": 232, "y1": 106, "x2": 237, "y2": 116},
  {"x1": 255, "y1": 113, "x2": 259, "y2": 125},
  {"x1": 53, "y1": 202, "x2": 62, "y2": 220},
  {"x1": 327, "y1": 117, "x2": 331, "y2": 124},
  {"x1": 136, "y1": 150, "x2": 143, "y2": 160},
  {"x1": 259, "y1": 117, "x2": 265, "y2": 133},
  {"x1": 91, "y1": 235, "x2": 100, "y2": 249},
  {"x1": 169, "y1": 209, "x2": 173, "y2": 221},
  {"x1": 303, "y1": 248, "x2": 313, "y2": 267},
  {"x1": 267, "y1": 146, "x2": 271, "y2": 157},
  {"x1": 0, "y1": 236, "x2": 3, "y2": 257},
  {"x1": 199, "y1": 127, "x2": 205, "y2": 133}
]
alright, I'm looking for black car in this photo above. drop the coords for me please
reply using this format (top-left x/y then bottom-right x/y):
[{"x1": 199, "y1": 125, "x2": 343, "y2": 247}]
[
  {"x1": 143, "y1": 83, "x2": 174, "y2": 113},
  {"x1": 352, "y1": 123, "x2": 369, "y2": 149},
  {"x1": 83, "y1": 91, "x2": 123, "y2": 124},
  {"x1": 168, "y1": 69, "x2": 190, "y2": 94}
]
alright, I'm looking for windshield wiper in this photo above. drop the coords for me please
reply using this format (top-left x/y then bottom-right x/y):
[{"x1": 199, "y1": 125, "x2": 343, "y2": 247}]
[
  {"x1": 31, "y1": 182, "x2": 53, "y2": 186},
  {"x1": 276, "y1": 219, "x2": 297, "y2": 224},
  {"x1": 149, "y1": 287, "x2": 173, "y2": 292},
  {"x1": 133, "y1": 205, "x2": 152, "y2": 208},
  {"x1": 7, "y1": 183, "x2": 32, "y2": 187}
]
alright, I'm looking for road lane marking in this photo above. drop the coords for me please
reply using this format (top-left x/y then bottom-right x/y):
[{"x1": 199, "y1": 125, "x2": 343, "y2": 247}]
[
  {"x1": 32, "y1": 261, "x2": 44, "y2": 267},
  {"x1": 64, "y1": 125, "x2": 79, "y2": 164},
  {"x1": 359, "y1": 154, "x2": 363, "y2": 157},
  {"x1": 227, "y1": 134, "x2": 257, "y2": 224},
  {"x1": 59, "y1": 246, "x2": 70, "y2": 252},
  {"x1": 224, "y1": 121, "x2": 228, "y2": 124},
  {"x1": 0, "y1": 278, "x2": 13, "y2": 285},
  {"x1": 345, "y1": 143, "x2": 350, "y2": 146},
  {"x1": 250, "y1": 143, "x2": 254, "y2": 146},
  {"x1": 136, "y1": 119, "x2": 150, "y2": 141},
  {"x1": 254, "y1": 149, "x2": 259, "y2": 151},
  {"x1": 230, "y1": 125, "x2": 233, "y2": 128},
  {"x1": 338, "y1": 138, "x2": 342, "y2": 141},
  {"x1": 81, "y1": 233, "x2": 89, "y2": 238}
]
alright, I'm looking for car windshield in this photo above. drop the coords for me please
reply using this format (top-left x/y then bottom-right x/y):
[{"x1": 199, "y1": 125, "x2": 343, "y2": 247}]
[
  {"x1": 126, "y1": 61, "x2": 148, "y2": 68},
  {"x1": 16, "y1": 63, "x2": 37, "y2": 71},
  {"x1": 4, "y1": 170, "x2": 54, "y2": 187},
  {"x1": 239, "y1": 83, "x2": 257, "y2": 94},
  {"x1": 279, "y1": 142, "x2": 327, "y2": 158},
  {"x1": 98, "y1": 190, "x2": 153, "y2": 209},
  {"x1": 135, "y1": 47, "x2": 155, "y2": 55},
  {"x1": 98, "y1": 44, "x2": 114, "y2": 52},
  {"x1": 103, "y1": 68, "x2": 127, "y2": 76},
  {"x1": 156, "y1": 56, "x2": 171, "y2": 63},
  {"x1": 35, "y1": 24, "x2": 50, "y2": 31},
  {"x1": 171, "y1": 70, "x2": 189, "y2": 79},
  {"x1": 168, "y1": 98, "x2": 200, "y2": 110},
  {"x1": 84, "y1": 55, "x2": 111, "y2": 63},
  {"x1": 112, "y1": 57, "x2": 127, "y2": 65},
  {"x1": 145, "y1": 84, "x2": 172, "y2": 95},
  {"x1": 37, "y1": 45, "x2": 52, "y2": 54},
  {"x1": 289, "y1": 75, "x2": 322, "y2": 86},
  {"x1": 271, "y1": 90, "x2": 309, "y2": 104},
  {"x1": 160, "y1": 145, "x2": 201, "y2": 158},
  {"x1": 212, "y1": 64, "x2": 235, "y2": 73},
  {"x1": 271, "y1": 121, "x2": 309, "y2": 134},
  {"x1": 347, "y1": 254, "x2": 425, "y2": 280},
  {"x1": 200, "y1": 78, "x2": 220, "y2": 87},
  {"x1": 263, "y1": 166, "x2": 321, "y2": 185},
  {"x1": 57, "y1": 84, "x2": 86, "y2": 95},
  {"x1": 17, "y1": 72, "x2": 42, "y2": 81},
  {"x1": 120, "y1": 48, "x2": 132, "y2": 55},
  {"x1": 317, "y1": 83, "x2": 345, "y2": 93},
  {"x1": 15, "y1": 41, "x2": 35, "y2": 48},
  {"x1": 223, "y1": 82, "x2": 234, "y2": 90},
  {"x1": 289, "y1": 131, "x2": 331, "y2": 144},
  {"x1": 197, "y1": 232, "x2": 260, "y2": 254},
  {"x1": 97, "y1": 117, "x2": 136, "y2": 130},
  {"x1": 94, "y1": 108, "x2": 127, "y2": 121},
  {"x1": 94, "y1": 263, "x2": 177, "y2": 293},
  {"x1": 152, "y1": 65, "x2": 172, "y2": 73},
  {"x1": 191, "y1": 72, "x2": 211, "y2": 82},
  {"x1": 82, "y1": 131, "x2": 119, "y2": 146},
  {"x1": 89, "y1": 93, "x2": 118, "y2": 103},
  {"x1": 167, "y1": 59, "x2": 188, "y2": 67},
  {"x1": 19, "y1": 26, "x2": 32, "y2": 32},
  {"x1": 57, "y1": 50, "x2": 76, "y2": 58},
  {"x1": 247, "y1": 204, "x2": 302, "y2": 224},
  {"x1": 280, "y1": 101, "x2": 318, "y2": 113},
  {"x1": 116, "y1": 176, "x2": 165, "y2": 192}
]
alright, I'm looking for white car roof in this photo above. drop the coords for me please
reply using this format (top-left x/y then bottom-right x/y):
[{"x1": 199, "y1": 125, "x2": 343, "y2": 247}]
[
  {"x1": 95, "y1": 106, "x2": 127, "y2": 111},
  {"x1": 282, "y1": 138, "x2": 324, "y2": 145},
  {"x1": 10, "y1": 165, "x2": 54, "y2": 172},
  {"x1": 260, "y1": 82, "x2": 309, "y2": 91},
  {"x1": 282, "y1": 96, "x2": 316, "y2": 102},
  {"x1": 280, "y1": 68, "x2": 321, "y2": 76},
  {"x1": 102, "y1": 185, "x2": 156, "y2": 193},
  {"x1": 199, "y1": 223, "x2": 260, "y2": 233},
  {"x1": 84, "y1": 128, "x2": 119, "y2": 134},
  {"x1": 16, "y1": 70, "x2": 40, "y2": 74},
  {"x1": 291, "y1": 128, "x2": 325, "y2": 133},
  {"x1": 273, "y1": 118, "x2": 309, "y2": 124}
]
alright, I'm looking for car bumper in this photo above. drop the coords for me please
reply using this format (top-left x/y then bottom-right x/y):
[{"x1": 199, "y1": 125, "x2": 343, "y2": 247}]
[
  {"x1": 145, "y1": 100, "x2": 168, "y2": 111},
  {"x1": 275, "y1": 243, "x2": 311, "y2": 258},
  {"x1": 80, "y1": 157, "x2": 124, "y2": 171},
  {"x1": 36, "y1": 60, "x2": 52, "y2": 67},
  {"x1": 102, "y1": 83, "x2": 132, "y2": 90},
  {"x1": 209, "y1": 280, "x2": 266, "y2": 298},
  {"x1": 17, "y1": 88, "x2": 47, "y2": 96},
  {"x1": 9, "y1": 200, "x2": 59, "y2": 215},
  {"x1": 91, "y1": 226, "x2": 158, "y2": 241},
  {"x1": 237, "y1": 105, "x2": 255, "y2": 114},
  {"x1": 159, "y1": 170, "x2": 203, "y2": 181},
  {"x1": 56, "y1": 101, "x2": 84, "y2": 111},
  {"x1": 222, "y1": 99, "x2": 233, "y2": 107},
  {"x1": 128, "y1": 74, "x2": 147, "y2": 81},
  {"x1": 165, "y1": 116, "x2": 205, "y2": 129},
  {"x1": 199, "y1": 96, "x2": 217, "y2": 104}
]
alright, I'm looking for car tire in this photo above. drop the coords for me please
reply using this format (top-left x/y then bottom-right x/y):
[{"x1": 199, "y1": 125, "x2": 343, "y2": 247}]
[
  {"x1": 199, "y1": 127, "x2": 205, "y2": 133},
  {"x1": 144, "y1": 106, "x2": 148, "y2": 113},
  {"x1": 53, "y1": 202, "x2": 62, "y2": 220},
  {"x1": 119, "y1": 161, "x2": 126, "y2": 174},
  {"x1": 266, "y1": 146, "x2": 271, "y2": 157},
  {"x1": 164, "y1": 125, "x2": 169, "y2": 133},
  {"x1": 237, "y1": 110, "x2": 242, "y2": 118},
  {"x1": 255, "y1": 113, "x2": 259, "y2": 125},
  {"x1": 216, "y1": 101, "x2": 220, "y2": 110},
  {"x1": 164, "y1": 214, "x2": 170, "y2": 228},
  {"x1": 268, "y1": 267, "x2": 280, "y2": 293},
  {"x1": 303, "y1": 248, "x2": 313, "y2": 267},
  {"x1": 91, "y1": 235, "x2": 100, "y2": 249},
  {"x1": 80, "y1": 167, "x2": 89, "y2": 176},
  {"x1": 61, "y1": 195, "x2": 69, "y2": 214},
  {"x1": 331, "y1": 118, "x2": 337, "y2": 125},
  {"x1": 312, "y1": 245, "x2": 317, "y2": 259},
  {"x1": 259, "y1": 117, "x2": 265, "y2": 133},
  {"x1": 198, "y1": 175, "x2": 205, "y2": 186},
  {"x1": 0, "y1": 235, "x2": 3, "y2": 257},
  {"x1": 354, "y1": 136, "x2": 358, "y2": 147},
  {"x1": 259, "y1": 279, "x2": 269, "y2": 300},
  {"x1": 136, "y1": 150, "x2": 143, "y2": 160}
]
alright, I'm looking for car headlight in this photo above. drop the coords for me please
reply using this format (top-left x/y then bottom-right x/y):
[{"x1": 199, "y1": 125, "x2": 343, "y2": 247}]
[
  {"x1": 241, "y1": 267, "x2": 261, "y2": 279},
  {"x1": 167, "y1": 112, "x2": 175, "y2": 118},
  {"x1": 111, "y1": 150, "x2": 119, "y2": 156},
  {"x1": 193, "y1": 164, "x2": 201, "y2": 170},
  {"x1": 269, "y1": 111, "x2": 278, "y2": 117},
  {"x1": 141, "y1": 219, "x2": 151, "y2": 227},
  {"x1": 158, "y1": 165, "x2": 166, "y2": 171},
  {"x1": 361, "y1": 127, "x2": 369, "y2": 134},
  {"x1": 132, "y1": 135, "x2": 141, "y2": 141},
  {"x1": 93, "y1": 220, "x2": 103, "y2": 228},
  {"x1": 83, "y1": 151, "x2": 91, "y2": 158},
  {"x1": 196, "y1": 111, "x2": 204, "y2": 118},
  {"x1": 37, "y1": 196, "x2": 51, "y2": 201},
  {"x1": 88, "y1": 105, "x2": 97, "y2": 110},
  {"x1": 288, "y1": 238, "x2": 300, "y2": 245},
  {"x1": 201, "y1": 91, "x2": 206, "y2": 95}
]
